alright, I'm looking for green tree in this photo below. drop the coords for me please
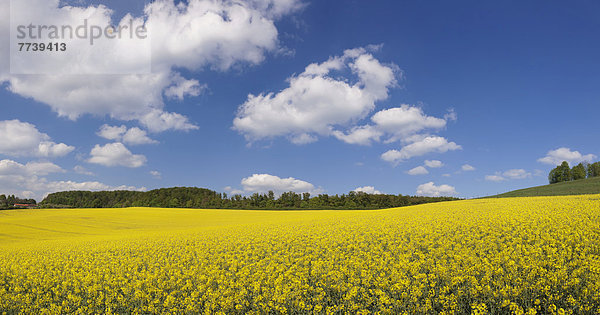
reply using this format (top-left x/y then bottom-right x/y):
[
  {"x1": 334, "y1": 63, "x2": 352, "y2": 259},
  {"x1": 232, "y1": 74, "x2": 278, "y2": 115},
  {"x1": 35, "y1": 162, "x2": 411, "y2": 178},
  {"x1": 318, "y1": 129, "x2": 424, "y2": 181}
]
[
  {"x1": 558, "y1": 161, "x2": 572, "y2": 183},
  {"x1": 169, "y1": 198, "x2": 180, "y2": 208},
  {"x1": 38, "y1": 187, "x2": 459, "y2": 210},
  {"x1": 571, "y1": 163, "x2": 587, "y2": 181},
  {"x1": 548, "y1": 167, "x2": 560, "y2": 184},
  {"x1": 588, "y1": 162, "x2": 600, "y2": 178}
]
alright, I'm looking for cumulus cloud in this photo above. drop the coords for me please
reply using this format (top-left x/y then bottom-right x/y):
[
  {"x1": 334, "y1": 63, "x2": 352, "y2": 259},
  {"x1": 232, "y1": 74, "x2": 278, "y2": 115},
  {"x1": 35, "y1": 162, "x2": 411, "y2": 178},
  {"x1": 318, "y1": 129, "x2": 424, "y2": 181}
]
[
  {"x1": 381, "y1": 136, "x2": 461, "y2": 164},
  {"x1": 248, "y1": 0, "x2": 307, "y2": 19},
  {"x1": 97, "y1": 125, "x2": 127, "y2": 141},
  {"x1": 407, "y1": 166, "x2": 429, "y2": 175},
  {"x1": 332, "y1": 105, "x2": 453, "y2": 146},
  {"x1": 502, "y1": 169, "x2": 531, "y2": 180},
  {"x1": 88, "y1": 143, "x2": 147, "y2": 168},
  {"x1": 332, "y1": 125, "x2": 383, "y2": 146},
  {"x1": 353, "y1": 186, "x2": 382, "y2": 194},
  {"x1": 424, "y1": 160, "x2": 443, "y2": 168},
  {"x1": 462, "y1": 164, "x2": 476, "y2": 171},
  {"x1": 150, "y1": 170, "x2": 162, "y2": 179},
  {"x1": 15, "y1": 178, "x2": 144, "y2": 201},
  {"x1": 485, "y1": 169, "x2": 531, "y2": 182},
  {"x1": 138, "y1": 110, "x2": 199, "y2": 133},
  {"x1": 224, "y1": 186, "x2": 245, "y2": 196},
  {"x1": 233, "y1": 46, "x2": 398, "y2": 143},
  {"x1": 407, "y1": 159, "x2": 443, "y2": 175},
  {"x1": 538, "y1": 147, "x2": 597, "y2": 166},
  {"x1": 0, "y1": 158, "x2": 145, "y2": 200},
  {"x1": 240, "y1": 174, "x2": 321, "y2": 195},
  {"x1": 74, "y1": 165, "x2": 94, "y2": 176},
  {"x1": 485, "y1": 175, "x2": 505, "y2": 182},
  {"x1": 38, "y1": 181, "x2": 146, "y2": 194},
  {"x1": 370, "y1": 106, "x2": 448, "y2": 143},
  {"x1": 416, "y1": 182, "x2": 457, "y2": 197},
  {"x1": 0, "y1": 159, "x2": 64, "y2": 176},
  {"x1": 1, "y1": 0, "x2": 303, "y2": 132},
  {"x1": 97, "y1": 125, "x2": 157, "y2": 145},
  {"x1": 163, "y1": 74, "x2": 207, "y2": 101},
  {"x1": 230, "y1": 45, "x2": 459, "y2": 163},
  {"x1": 0, "y1": 120, "x2": 74, "y2": 158}
]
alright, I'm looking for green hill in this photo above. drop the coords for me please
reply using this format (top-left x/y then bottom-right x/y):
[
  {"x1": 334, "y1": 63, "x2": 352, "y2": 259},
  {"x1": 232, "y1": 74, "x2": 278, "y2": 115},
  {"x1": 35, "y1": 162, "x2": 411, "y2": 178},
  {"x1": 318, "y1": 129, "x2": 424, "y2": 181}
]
[{"x1": 488, "y1": 176, "x2": 600, "y2": 198}]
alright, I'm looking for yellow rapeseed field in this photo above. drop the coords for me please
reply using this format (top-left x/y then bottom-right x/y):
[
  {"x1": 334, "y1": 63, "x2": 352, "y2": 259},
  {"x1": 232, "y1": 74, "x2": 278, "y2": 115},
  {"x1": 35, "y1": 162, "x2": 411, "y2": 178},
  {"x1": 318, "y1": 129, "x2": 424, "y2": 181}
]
[{"x1": 1, "y1": 195, "x2": 599, "y2": 314}]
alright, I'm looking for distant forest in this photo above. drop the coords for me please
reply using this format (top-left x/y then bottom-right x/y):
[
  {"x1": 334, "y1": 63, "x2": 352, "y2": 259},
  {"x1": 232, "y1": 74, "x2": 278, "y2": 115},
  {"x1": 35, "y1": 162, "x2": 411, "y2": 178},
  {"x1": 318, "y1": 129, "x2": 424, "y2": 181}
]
[
  {"x1": 40, "y1": 187, "x2": 459, "y2": 210},
  {"x1": 0, "y1": 195, "x2": 37, "y2": 210}
]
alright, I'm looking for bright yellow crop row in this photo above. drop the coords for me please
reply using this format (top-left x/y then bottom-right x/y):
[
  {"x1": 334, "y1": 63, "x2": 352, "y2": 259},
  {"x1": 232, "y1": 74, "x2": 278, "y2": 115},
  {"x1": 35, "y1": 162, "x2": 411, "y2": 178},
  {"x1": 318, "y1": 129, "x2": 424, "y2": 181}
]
[{"x1": 1, "y1": 195, "x2": 599, "y2": 314}]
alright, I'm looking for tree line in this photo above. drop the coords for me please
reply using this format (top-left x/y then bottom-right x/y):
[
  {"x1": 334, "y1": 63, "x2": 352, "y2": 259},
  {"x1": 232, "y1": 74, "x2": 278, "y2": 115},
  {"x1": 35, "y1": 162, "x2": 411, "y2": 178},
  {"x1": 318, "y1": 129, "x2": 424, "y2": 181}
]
[
  {"x1": 0, "y1": 195, "x2": 37, "y2": 210},
  {"x1": 40, "y1": 187, "x2": 459, "y2": 210},
  {"x1": 548, "y1": 161, "x2": 600, "y2": 184}
]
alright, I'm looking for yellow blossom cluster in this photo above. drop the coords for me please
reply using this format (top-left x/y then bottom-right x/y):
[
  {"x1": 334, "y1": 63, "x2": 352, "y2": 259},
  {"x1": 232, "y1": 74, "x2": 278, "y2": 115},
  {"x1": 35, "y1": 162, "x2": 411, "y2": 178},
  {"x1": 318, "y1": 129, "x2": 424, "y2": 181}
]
[{"x1": 1, "y1": 195, "x2": 599, "y2": 314}]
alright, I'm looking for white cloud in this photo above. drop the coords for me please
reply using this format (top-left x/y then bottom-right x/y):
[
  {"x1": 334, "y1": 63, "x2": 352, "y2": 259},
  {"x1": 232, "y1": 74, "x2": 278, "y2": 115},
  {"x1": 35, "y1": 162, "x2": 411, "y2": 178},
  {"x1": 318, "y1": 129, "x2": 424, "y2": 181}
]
[
  {"x1": 74, "y1": 165, "x2": 94, "y2": 176},
  {"x1": 485, "y1": 175, "x2": 505, "y2": 182},
  {"x1": 248, "y1": 0, "x2": 307, "y2": 19},
  {"x1": 37, "y1": 142, "x2": 75, "y2": 158},
  {"x1": 444, "y1": 108, "x2": 458, "y2": 122},
  {"x1": 502, "y1": 169, "x2": 531, "y2": 180},
  {"x1": 122, "y1": 128, "x2": 157, "y2": 145},
  {"x1": 233, "y1": 47, "x2": 398, "y2": 143},
  {"x1": 416, "y1": 182, "x2": 457, "y2": 197},
  {"x1": 0, "y1": 159, "x2": 64, "y2": 176},
  {"x1": 333, "y1": 105, "x2": 454, "y2": 146},
  {"x1": 139, "y1": 110, "x2": 199, "y2": 133},
  {"x1": 98, "y1": 125, "x2": 158, "y2": 145},
  {"x1": 0, "y1": 120, "x2": 74, "y2": 158},
  {"x1": 424, "y1": 160, "x2": 443, "y2": 168},
  {"x1": 371, "y1": 106, "x2": 447, "y2": 143},
  {"x1": 538, "y1": 147, "x2": 597, "y2": 166},
  {"x1": 164, "y1": 74, "x2": 207, "y2": 100},
  {"x1": 353, "y1": 186, "x2": 382, "y2": 194},
  {"x1": 485, "y1": 169, "x2": 531, "y2": 182},
  {"x1": 24, "y1": 162, "x2": 65, "y2": 176},
  {"x1": 38, "y1": 181, "x2": 146, "y2": 194},
  {"x1": 1, "y1": 0, "x2": 302, "y2": 132},
  {"x1": 289, "y1": 133, "x2": 318, "y2": 145},
  {"x1": 332, "y1": 125, "x2": 383, "y2": 146},
  {"x1": 381, "y1": 136, "x2": 461, "y2": 163},
  {"x1": 241, "y1": 173, "x2": 320, "y2": 194},
  {"x1": 224, "y1": 186, "x2": 245, "y2": 195},
  {"x1": 88, "y1": 143, "x2": 147, "y2": 168},
  {"x1": 0, "y1": 159, "x2": 143, "y2": 201},
  {"x1": 407, "y1": 166, "x2": 429, "y2": 175},
  {"x1": 0, "y1": 173, "x2": 145, "y2": 201},
  {"x1": 150, "y1": 170, "x2": 162, "y2": 179},
  {"x1": 0, "y1": 153, "x2": 144, "y2": 200},
  {"x1": 7, "y1": 73, "x2": 199, "y2": 132},
  {"x1": 97, "y1": 125, "x2": 127, "y2": 141},
  {"x1": 230, "y1": 46, "x2": 459, "y2": 164},
  {"x1": 461, "y1": 164, "x2": 476, "y2": 171}
]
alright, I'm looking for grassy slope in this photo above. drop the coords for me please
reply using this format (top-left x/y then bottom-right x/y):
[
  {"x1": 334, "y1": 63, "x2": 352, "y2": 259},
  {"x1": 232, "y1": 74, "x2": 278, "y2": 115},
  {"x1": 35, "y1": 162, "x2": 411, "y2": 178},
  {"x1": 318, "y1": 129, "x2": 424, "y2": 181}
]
[{"x1": 488, "y1": 176, "x2": 600, "y2": 198}]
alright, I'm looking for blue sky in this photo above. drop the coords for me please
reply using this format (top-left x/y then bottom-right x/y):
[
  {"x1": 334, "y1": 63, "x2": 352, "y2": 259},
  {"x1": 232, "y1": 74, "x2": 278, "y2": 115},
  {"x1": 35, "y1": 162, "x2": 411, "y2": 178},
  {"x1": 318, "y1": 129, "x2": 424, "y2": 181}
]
[{"x1": 1, "y1": 0, "x2": 599, "y2": 200}]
